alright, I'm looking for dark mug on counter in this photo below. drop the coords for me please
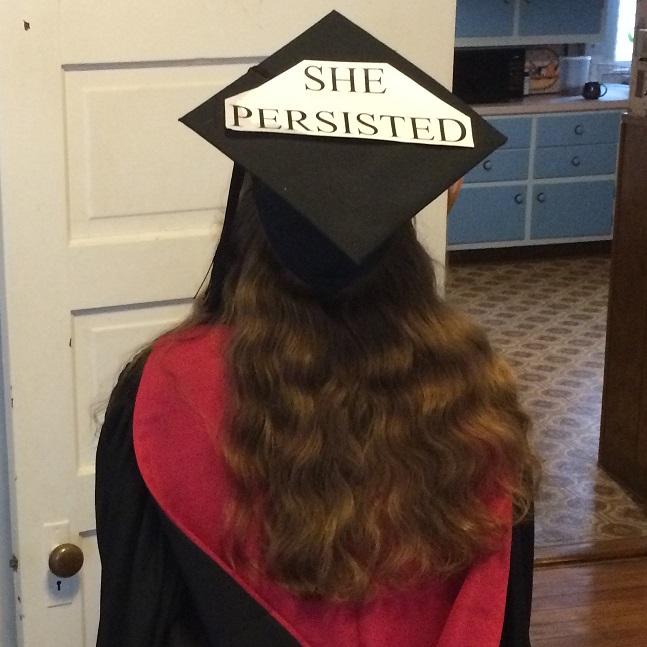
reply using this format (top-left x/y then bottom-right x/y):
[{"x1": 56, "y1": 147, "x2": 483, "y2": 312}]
[{"x1": 582, "y1": 81, "x2": 608, "y2": 100}]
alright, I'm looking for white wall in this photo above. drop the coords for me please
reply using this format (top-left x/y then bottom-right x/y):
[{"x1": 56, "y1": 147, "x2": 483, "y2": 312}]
[{"x1": 0, "y1": 322, "x2": 18, "y2": 647}]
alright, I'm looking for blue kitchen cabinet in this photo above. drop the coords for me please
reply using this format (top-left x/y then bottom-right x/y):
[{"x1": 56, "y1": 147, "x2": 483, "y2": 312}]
[
  {"x1": 448, "y1": 185, "x2": 527, "y2": 244},
  {"x1": 518, "y1": 0, "x2": 605, "y2": 37},
  {"x1": 455, "y1": 0, "x2": 515, "y2": 38},
  {"x1": 455, "y1": 0, "x2": 607, "y2": 44},
  {"x1": 530, "y1": 180, "x2": 615, "y2": 239},
  {"x1": 447, "y1": 110, "x2": 621, "y2": 250}
]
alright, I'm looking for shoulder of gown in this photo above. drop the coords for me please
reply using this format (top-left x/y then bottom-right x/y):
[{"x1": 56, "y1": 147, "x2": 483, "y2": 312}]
[
  {"x1": 95, "y1": 334, "x2": 300, "y2": 647},
  {"x1": 95, "y1": 353, "x2": 210, "y2": 647}
]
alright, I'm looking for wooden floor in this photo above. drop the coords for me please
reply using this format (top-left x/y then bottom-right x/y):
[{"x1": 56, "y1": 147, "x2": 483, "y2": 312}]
[{"x1": 531, "y1": 557, "x2": 647, "y2": 646}]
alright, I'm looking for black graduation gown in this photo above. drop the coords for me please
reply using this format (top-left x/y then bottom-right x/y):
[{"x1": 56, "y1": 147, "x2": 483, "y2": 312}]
[{"x1": 95, "y1": 347, "x2": 534, "y2": 647}]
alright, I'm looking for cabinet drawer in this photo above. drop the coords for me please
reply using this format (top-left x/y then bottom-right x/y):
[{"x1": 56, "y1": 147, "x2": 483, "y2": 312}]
[
  {"x1": 448, "y1": 185, "x2": 526, "y2": 245},
  {"x1": 536, "y1": 112, "x2": 621, "y2": 147},
  {"x1": 465, "y1": 149, "x2": 530, "y2": 183},
  {"x1": 530, "y1": 180, "x2": 615, "y2": 239},
  {"x1": 489, "y1": 117, "x2": 532, "y2": 149},
  {"x1": 534, "y1": 143, "x2": 619, "y2": 178}
]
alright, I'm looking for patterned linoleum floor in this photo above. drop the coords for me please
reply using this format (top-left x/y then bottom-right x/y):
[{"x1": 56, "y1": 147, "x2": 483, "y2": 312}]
[{"x1": 447, "y1": 255, "x2": 647, "y2": 548}]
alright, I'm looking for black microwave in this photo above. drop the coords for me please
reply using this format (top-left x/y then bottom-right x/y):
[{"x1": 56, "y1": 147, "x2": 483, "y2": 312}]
[{"x1": 453, "y1": 48, "x2": 526, "y2": 104}]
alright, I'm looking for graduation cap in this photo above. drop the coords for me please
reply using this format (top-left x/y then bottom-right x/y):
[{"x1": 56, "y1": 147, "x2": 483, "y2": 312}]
[{"x1": 181, "y1": 11, "x2": 506, "y2": 295}]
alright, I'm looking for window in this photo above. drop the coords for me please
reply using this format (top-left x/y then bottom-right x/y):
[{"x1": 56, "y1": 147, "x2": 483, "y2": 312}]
[{"x1": 616, "y1": 0, "x2": 637, "y2": 61}]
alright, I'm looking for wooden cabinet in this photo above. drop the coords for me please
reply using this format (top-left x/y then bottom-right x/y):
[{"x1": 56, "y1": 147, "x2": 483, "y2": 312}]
[
  {"x1": 599, "y1": 115, "x2": 647, "y2": 501},
  {"x1": 455, "y1": 0, "x2": 608, "y2": 45},
  {"x1": 447, "y1": 110, "x2": 622, "y2": 248}
]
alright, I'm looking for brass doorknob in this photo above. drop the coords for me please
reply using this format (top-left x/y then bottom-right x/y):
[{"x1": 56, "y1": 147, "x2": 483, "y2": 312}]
[{"x1": 48, "y1": 543, "x2": 84, "y2": 578}]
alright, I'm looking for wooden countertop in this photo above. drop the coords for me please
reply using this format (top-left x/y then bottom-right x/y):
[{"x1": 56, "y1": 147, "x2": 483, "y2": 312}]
[{"x1": 473, "y1": 83, "x2": 629, "y2": 116}]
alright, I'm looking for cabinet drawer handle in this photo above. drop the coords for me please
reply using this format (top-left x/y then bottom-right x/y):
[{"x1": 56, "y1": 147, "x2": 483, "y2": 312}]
[
  {"x1": 574, "y1": 124, "x2": 584, "y2": 135},
  {"x1": 537, "y1": 192, "x2": 547, "y2": 203},
  {"x1": 483, "y1": 160, "x2": 493, "y2": 171},
  {"x1": 514, "y1": 193, "x2": 524, "y2": 205},
  {"x1": 571, "y1": 156, "x2": 581, "y2": 167}
]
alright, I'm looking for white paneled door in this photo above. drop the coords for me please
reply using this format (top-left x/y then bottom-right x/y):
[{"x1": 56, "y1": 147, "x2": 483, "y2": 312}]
[{"x1": 0, "y1": 2, "x2": 455, "y2": 645}]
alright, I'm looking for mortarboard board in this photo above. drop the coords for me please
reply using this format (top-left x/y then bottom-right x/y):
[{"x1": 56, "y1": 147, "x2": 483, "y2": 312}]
[{"x1": 180, "y1": 11, "x2": 506, "y2": 295}]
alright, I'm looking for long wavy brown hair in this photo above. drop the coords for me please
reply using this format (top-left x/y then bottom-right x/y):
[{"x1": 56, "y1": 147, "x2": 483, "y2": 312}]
[{"x1": 197, "y1": 188, "x2": 539, "y2": 602}]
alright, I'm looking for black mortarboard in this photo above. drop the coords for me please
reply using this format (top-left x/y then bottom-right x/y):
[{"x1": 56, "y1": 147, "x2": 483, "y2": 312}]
[{"x1": 181, "y1": 11, "x2": 506, "y2": 296}]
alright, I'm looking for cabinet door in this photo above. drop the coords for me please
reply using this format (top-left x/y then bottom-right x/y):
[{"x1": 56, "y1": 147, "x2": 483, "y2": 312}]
[
  {"x1": 519, "y1": 0, "x2": 605, "y2": 37},
  {"x1": 465, "y1": 149, "x2": 530, "y2": 183},
  {"x1": 490, "y1": 116, "x2": 533, "y2": 150},
  {"x1": 534, "y1": 143, "x2": 619, "y2": 179},
  {"x1": 530, "y1": 180, "x2": 615, "y2": 239},
  {"x1": 455, "y1": 0, "x2": 515, "y2": 38},
  {"x1": 536, "y1": 112, "x2": 621, "y2": 148},
  {"x1": 448, "y1": 185, "x2": 526, "y2": 245}
]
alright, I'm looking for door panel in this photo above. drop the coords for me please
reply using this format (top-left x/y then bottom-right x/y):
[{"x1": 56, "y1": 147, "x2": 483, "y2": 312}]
[
  {"x1": 531, "y1": 180, "x2": 615, "y2": 239},
  {"x1": 448, "y1": 184, "x2": 527, "y2": 244},
  {"x1": 519, "y1": 0, "x2": 605, "y2": 37},
  {"x1": 534, "y1": 143, "x2": 619, "y2": 178},
  {"x1": 68, "y1": 304, "x2": 192, "y2": 535},
  {"x1": 72, "y1": 304, "x2": 192, "y2": 482},
  {"x1": 455, "y1": 0, "x2": 515, "y2": 38},
  {"x1": 535, "y1": 111, "x2": 622, "y2": 148},
  {"x1": 65, "y1": 66, "x2": 243, "y2": 238},
  {"x1": 490, "y1": 116, "x2": 533, "y2": 150},
  {"x1": 463, "y1": 149, "x2": 530, "y2": 183}
]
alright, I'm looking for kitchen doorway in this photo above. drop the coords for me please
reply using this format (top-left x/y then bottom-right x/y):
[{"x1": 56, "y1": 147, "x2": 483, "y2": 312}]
[{"x1": 446, "y1": 253, "x2": 647, "y2": 558}]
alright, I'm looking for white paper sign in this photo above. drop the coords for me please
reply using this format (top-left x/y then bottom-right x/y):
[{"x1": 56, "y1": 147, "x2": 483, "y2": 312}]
[{"x1": 225, "y1": 60, "x2": 474, "y2": 147}]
